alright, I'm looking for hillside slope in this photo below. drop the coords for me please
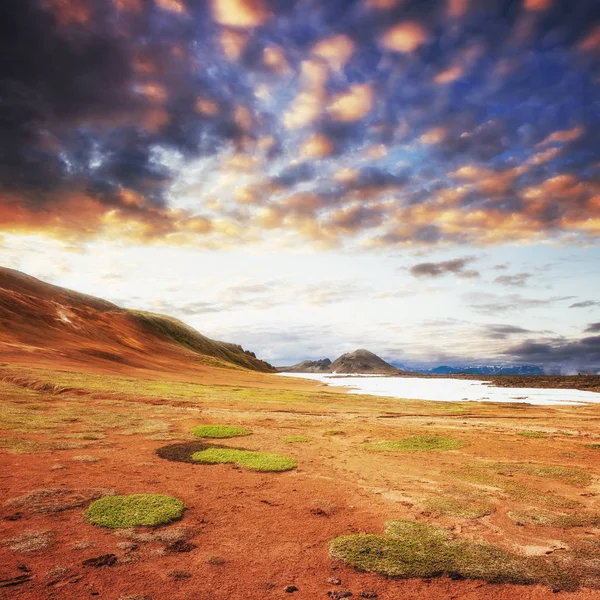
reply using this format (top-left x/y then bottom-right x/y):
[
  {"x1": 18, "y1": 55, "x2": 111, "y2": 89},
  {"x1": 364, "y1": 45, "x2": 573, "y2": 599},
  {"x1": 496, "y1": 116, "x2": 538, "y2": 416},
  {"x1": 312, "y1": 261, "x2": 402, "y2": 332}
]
[{"x1": 0, "y1": 267, "x2": 274, "y2": 374}]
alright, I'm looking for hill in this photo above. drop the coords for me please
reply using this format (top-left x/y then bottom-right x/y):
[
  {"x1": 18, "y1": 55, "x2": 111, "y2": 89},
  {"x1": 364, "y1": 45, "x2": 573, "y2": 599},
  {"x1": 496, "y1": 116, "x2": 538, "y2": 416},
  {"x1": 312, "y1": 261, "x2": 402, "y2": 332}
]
[
  {"x1": 280, "y1": 349, "x2": 401, "y2": 374},
  {"x1": 0, "y1": 267, "x2": 274, "y2": 374},
  {"x1": 277, "y1": 358, "x2": 332, "y2": 373}
]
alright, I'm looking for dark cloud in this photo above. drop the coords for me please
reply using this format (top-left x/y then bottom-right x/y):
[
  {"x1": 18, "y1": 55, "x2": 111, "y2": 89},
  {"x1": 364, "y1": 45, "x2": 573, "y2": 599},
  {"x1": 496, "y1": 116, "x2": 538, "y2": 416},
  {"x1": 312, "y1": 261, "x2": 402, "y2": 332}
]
[
  {"x1": 570, "y1": 300, "x2": 600, "y2": 309},
  {"x1": 485, "y1": 324, "x2": 534, "y2": 340},
  {"x1": 494, "y1": 273, "x2": 531, "y2": 287},
  {"x1": 585, "y1": 322, "x2": 600, "y2": 333},
  {"x1": 410, "y1": 257, "x2": 479, "y2": 278},
  {"x1": 503, "y1": 336, "x2": 600, "y2": 374}
]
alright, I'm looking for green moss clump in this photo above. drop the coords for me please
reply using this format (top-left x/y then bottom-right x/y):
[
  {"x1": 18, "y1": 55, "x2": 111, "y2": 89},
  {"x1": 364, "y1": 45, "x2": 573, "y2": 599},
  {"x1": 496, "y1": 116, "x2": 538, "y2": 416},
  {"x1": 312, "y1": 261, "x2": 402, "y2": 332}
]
[
  {"x1": 364, "y1": 435, "x2": 465, "y2": 452},
  {"x1": 585, "y1": 443, "x2": 600, "y2": 450},
  {"x1": 518, "y1": 431, "x2": 547, "y2": 438},
  {"x1": 281, "y1": 436, "x2": 311, "y2": 443},
  {"x1": 329, "y1": 520, "x2": 541, "y2": 585},
  {"x1": 85, "y1": 494, "x2": 185, "y2": 528},
  {"x1": 189, "y1": 425, "x2": 252, "y2": 439},
  {"x1": 190, "y1": 448, "x2": 296, "y2": 472}
]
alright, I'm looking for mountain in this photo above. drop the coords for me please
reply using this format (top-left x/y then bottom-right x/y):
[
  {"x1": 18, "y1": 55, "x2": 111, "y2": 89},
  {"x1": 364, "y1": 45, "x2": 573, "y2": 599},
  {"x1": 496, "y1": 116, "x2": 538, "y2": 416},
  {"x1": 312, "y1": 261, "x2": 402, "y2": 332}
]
[
  {"x1": 329, "y1": 349, "x2": 402, "y2": 374},
  {"x1": 278, "y1": 358, "x2": 332, "y2": 373},
  {"x1": 419, "y1": 365, "x2": 544, "y2": 375},
  {"x1": 280, "y1": 349, "x2": 401, "y2": 374},
  {"x1": 0, "y1": 267, "x2": 274, "y2": 374}
]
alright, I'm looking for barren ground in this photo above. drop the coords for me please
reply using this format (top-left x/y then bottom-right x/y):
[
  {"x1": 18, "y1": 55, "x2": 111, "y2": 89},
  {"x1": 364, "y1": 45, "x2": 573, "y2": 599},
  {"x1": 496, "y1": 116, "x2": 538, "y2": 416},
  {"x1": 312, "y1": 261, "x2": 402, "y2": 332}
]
[{"x1": 2, "y1": 362, "x2": 600, "y2": 600}]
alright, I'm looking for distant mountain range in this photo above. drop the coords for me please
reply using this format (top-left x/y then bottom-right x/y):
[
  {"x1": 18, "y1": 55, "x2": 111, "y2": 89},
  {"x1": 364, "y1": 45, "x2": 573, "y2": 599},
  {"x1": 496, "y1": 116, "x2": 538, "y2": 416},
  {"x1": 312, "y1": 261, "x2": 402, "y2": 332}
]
[
  {"x1": 280, "y1": 349, "x2": 544, "y2": 376},
  {"x1": 279, "y1": 349, "x2": 402, "y2": 374},
  {"x1": 412, "y1": 365, "x2": 544, "y2": 375}
]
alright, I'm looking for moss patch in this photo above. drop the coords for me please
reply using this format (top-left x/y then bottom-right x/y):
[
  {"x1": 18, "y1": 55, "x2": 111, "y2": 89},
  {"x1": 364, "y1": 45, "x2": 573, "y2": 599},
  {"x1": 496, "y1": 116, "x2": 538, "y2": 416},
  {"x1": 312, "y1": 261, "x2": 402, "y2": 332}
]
[
  {"x1": 330, "y1": 520, "x2": 541, "y2": 584},
  {"x1": 364, "y1": 435, "x2": 465, "y2": 452},
  {"x1": 422, "y1": 496, "x2": 494, "y2": 519},
  {"x1": 585, "y1": 443, "x2": 600, "y2": 450},
  {"x1": 191, "y1": 448, "x2": 296, "y2": 472},
  {"x1": 509, "y1": 509, "x2": 600, "y2": 528},
  {"x1": 281, "y1": 435, "x2": 311, "y2": 443},
  {"x1": 517, "y1": 431, "x2": 547, "y2": 438},
  {"x1": 189, "y1": 425, "x2": 252, "y2": 439},
  {"x1": 85, "y1": 494, "x2": 185, "y2": 528}
]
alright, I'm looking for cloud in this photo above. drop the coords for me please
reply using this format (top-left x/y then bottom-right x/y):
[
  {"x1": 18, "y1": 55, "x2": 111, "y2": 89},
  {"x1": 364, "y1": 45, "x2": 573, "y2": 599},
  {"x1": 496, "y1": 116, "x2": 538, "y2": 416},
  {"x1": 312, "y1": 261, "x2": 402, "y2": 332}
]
[
  {"x1": 503, "y1": 336, "x2": 600, "y2": 374},
  {"x1": 494, "y1": 273, "x2": 532, "y2": 287},
  {"x1": 468, "y1": 293, "x2": 575, "y2": 315},
  {"x1": 570, "y1": 300, "x2": 600, "y2": 309},
  {"x1": 381, "y1": 22, "x2": 429, "y2": 53},
  {"x1": 585, "y1": 322, "x2": 600, "y2": 333},
  {"x1": 410, "y1": 257, "x2": 479, "y2": 279},
  {"x1": 484, "y1": 324, "x2": 535, "y2": 340},
  {"x1": 0, "y1": 0, "x2": 599, "y2": 250}
]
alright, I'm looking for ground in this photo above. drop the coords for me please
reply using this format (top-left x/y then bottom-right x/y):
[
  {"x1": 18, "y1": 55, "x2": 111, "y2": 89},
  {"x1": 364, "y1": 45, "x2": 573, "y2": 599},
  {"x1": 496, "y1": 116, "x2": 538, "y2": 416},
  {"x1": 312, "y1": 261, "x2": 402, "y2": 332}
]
[{"x1": 1, "y1": 363, "x2": 600, "y2": 599}]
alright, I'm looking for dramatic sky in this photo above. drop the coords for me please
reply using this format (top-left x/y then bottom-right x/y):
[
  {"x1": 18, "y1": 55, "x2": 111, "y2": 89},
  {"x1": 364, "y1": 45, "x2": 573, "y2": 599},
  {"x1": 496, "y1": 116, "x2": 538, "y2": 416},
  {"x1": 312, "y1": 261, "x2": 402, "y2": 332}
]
[{"x1": 1, "y1": 0, "x2": 599, "y2": 372}]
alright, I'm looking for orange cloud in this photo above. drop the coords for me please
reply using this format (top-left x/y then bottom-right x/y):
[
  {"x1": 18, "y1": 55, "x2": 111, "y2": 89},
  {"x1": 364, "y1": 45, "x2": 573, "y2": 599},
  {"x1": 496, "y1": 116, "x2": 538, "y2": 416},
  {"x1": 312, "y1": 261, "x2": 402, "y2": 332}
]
[
  {"x1": 144, "y1": 108, "x2": 170, "y2": 132},
  {"x1": 447, "y1": 0, "x2": 469, "y2": 18},
  {"x1": 365, "y1": 0, "x2": 401, "y2": 8},
  {"x1": 420, "y1": 127, "x2": 448, "y2": 145},
  {"x1": 283, "y1": 60, "x2": 329, "y2": 129},
  {"x1": 381, "y1": 22, "x2": 428, "y2": 53},
  {"x1": 220, "y1": 29, "x2": 250, "y2": 60},
  {"x1": 312, "y1": 35, "x2": 355, "y2": 72},
  {"x1": 195, "y1": 98, "x2": 220, "y2": 116},
  {"x1": 263, "y1": 46, "x2": 289, "y2": 74},
  {"x1": 333, "y1": 168, "x2": 359, "y2": 184},
  {"x1": 524, "y1": 0, "x2": 552, "y2": 11},
  {"x1": 300, "y1": 134, "x2": 334, "y2": 159},
  {"x1": 211, "y1": 0, "x2": 270, "y2": 28},
  {"x1": 537, "y1": 126, "x2": 584, "y2": 146},
  {"x1": 579, "y1": 24, "x2": 600, "y2": 53},
  {"x1": 327, "y1": 83, "x2": 374, "y2": 122},
  {"x1": 234, "y1": 105, "x2": 253, "y2": 131},
  {"x1": 42, "y1": 0, "x2": 90, "y2": 26},
  {"x1": 113, "y1": 0, "x2": 142, "y2": 12},
  {"x1": 434, "y1": 65, "x2": 464, "y2": 85},
  {"x1": 156, "y1": 0, "x2": 187, "y2": 13},
  {"x1": 138, "y1": 83, "x2": 168, "y2": 103},
  {"x1": 527, "y1": 146, "x2": 561, "y2": 166}
]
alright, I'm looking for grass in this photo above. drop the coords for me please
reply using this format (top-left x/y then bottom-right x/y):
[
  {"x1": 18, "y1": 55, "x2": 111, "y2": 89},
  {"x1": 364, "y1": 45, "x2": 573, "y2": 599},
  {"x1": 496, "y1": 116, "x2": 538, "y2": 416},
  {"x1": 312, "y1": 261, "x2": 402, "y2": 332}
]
[
  {"x1": 422, "y1": 496, "x2": 494, "y2": 519},
  {"x1": 190, "y1": 448, "x2": 297, "y2": 472},
  {"x1": 281, "y1": 435, "x2": 311, "y2": 443},
  {"x1": 517, "y1": 431, "x2": 547, "y2": 438},
  {"x1": 493, "y1": 463, "x2": 592, "y2": 486},
  {"x1": 189, "y1": 425, "x2": 252, "y2": 439},
  {"x1": 508, "y1": 509, "x2": 600, "y2": 528},
  {"x1": 85, "y1": 494, "x2": 185, "y2": 528},
  {"x1": 364, "y1": 435, "x2": 465, "y2": 452},
  {"x1": 323, "y1": 430, "x2": 345, "y2": 436},
  {"x1": 329, "y1": 520, "x2": 541, "y2": 584},
  {"x1": 451, "y1": 466, "x2": 582, "y2": 509},
  {"x1": 585, "y1": 443, "x2": 600, "y2": 450}
]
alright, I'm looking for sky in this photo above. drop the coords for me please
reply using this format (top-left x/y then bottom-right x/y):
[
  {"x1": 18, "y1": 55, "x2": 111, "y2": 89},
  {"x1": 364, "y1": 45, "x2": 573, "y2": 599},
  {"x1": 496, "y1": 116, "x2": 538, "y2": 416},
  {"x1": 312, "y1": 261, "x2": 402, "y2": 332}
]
[{"x1": 0, "y1": 0, "x2": 599, "y2": 372}]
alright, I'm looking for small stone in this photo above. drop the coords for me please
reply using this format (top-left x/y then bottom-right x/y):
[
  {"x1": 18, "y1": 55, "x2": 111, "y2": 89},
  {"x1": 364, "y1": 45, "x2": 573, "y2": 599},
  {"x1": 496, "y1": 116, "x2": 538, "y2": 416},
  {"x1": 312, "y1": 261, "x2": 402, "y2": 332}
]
[
  {"x1": 327, "y1": 591, "x2": 352, "y2": 599},
  {"x1": 284, "y1": 585, "x2": 298, "y2": 593},
  {"x1": 82, "y1": 554, "x2": 117, "y2": 568},
  {"x1": 360, "y1": 592, "x2": 378, "y2": 599},
  {"x1": 327, "y1": 577, "x2": 342, "y2": 585}
]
